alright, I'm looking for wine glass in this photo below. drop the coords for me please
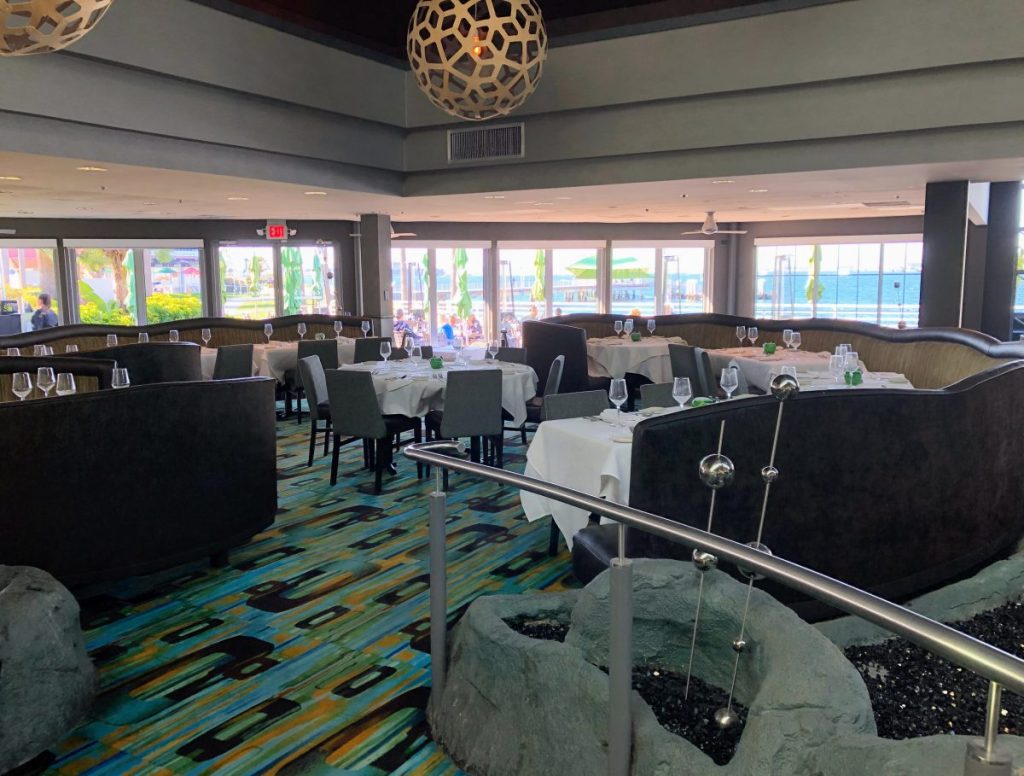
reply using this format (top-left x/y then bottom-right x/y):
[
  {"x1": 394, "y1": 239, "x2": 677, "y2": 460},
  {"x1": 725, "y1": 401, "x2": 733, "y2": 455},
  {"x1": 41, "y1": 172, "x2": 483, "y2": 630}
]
[
  {"x1": 297, "y1": 323, "x2": 307, "y2": 340},
  {"x1": 791, "y1": 332, "x2": 802, "y2": 350},
  {"x1": 672, "y1": 377, "x2": 692, "y2": 408},
  {"x1": 783, "y1": 329, "x2": 794, "y2": 349},
  {"x1": 264, "y1": 323, "x2": 273, "y2": 343},
  {"x1": 106, "y1": 334, "x2": 118, "y2": 347},
  {"x1": 380, "y1": 339, "x2": 392, "y2": 369},
  {"x1": 747, "y1": 327, "x2": 759, "y2": 347},
  {"x1": 65, "y1": 344, "x2": 79, "y2": 353},
  {"x1": 334, "y1": 320, "x2": 343, "y2": 339},
  {"x1": 452, "y1": 336, "x2": 465, "y2": 365},
  {"x1": 168, "y1": 330, "x2": 179, "y2": 343},
  {"x1": 201, "y1": 328, "x2": 212, "y2": 346},
  {"x1": 647, "y1": 319, "x2": 656, "y2": 336},
  {"x1": 614, "y1": 320, "x2": 623, "y2": 337},
  {"x1": 138, "y1": 332, "x2": 149, "y2": 343},
  {"x1": 361, "y1": 320, "x2": 371, "y2": 338},
  {"x1": 32, "y1": 344, "x2": 43, "y2": 356},
  {"x1": 112, "y1": 367, "x2": 130, "y2": 389},
  {"x1": 844, "y1": 352, "x2": 860, "y2": 373},
  {"x1": 609, "y1": 378, "x2": 628, "y2": 425},
  {"x1": 720, "y1": 367, "x2": 739, "y2": 399},
  {"x1": 735, "y1": 325, "x2": 747, "y2": 346},
  {"x1": 6, "y1": 347, "x2": 19, "y2": 356},
  {"x1": 487, "y1": 340, "x2": 499, "y2": 360},
  {"x1": 36, "y1": 367, "x2": 55, "y2": 397},
  {"x1": 12, "y1": 371, "x2": 31, "y2": 401},
  {"x1": 623, "y1": 319, "x2": 634, "y2": 336},
  {"x1": 56, "y1": 372, "x2": 76, "y2": 396},
  {"x1": 410, "y1": 345, "x2": 422, "y2": 365},
  {"x1": 404, "y1": 336, "x2": 415, "y2": 360},
  {"x1": 829, "y1": 354, "x2": 845, "y2": 383},
  {"x1": 42, "y1": 345, "x2": 53, "y2": 356},
  {"x1": 781, "y1": 365, "x2": 798, "y2": 378}
]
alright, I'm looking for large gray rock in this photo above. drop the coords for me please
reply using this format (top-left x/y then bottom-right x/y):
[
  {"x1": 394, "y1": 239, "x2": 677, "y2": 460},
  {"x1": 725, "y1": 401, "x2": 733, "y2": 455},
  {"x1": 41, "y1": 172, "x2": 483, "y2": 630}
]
[
  {"x1": 0, "y1": 566, "x2": 96, "y2": 772},
  {"x1": 430, "y1": 559, "x2": 875, "y2": 775}
]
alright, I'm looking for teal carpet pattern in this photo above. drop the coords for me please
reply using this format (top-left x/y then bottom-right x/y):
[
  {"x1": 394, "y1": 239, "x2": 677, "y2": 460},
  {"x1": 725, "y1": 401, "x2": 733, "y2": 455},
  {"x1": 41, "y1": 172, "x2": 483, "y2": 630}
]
[{"x1": 28, "y1": 420, "x2": 575, "y2": 775}]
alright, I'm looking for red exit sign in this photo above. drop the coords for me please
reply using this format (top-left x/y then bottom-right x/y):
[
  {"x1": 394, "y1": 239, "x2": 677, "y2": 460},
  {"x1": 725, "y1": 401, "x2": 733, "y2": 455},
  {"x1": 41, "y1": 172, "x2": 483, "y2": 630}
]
[{"x1": 266, "y1": 221, "x2": 288, "y2": 240}]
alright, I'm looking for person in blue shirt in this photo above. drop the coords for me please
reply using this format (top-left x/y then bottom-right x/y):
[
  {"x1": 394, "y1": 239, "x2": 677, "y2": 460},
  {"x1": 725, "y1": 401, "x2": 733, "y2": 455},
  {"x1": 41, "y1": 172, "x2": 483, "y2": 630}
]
[
  {"x1": 439, "y1": 314, "x2": 455, "y2": 343},
  {"x1": 30, "y1": 293, "x2": 58, "y2": 330}
]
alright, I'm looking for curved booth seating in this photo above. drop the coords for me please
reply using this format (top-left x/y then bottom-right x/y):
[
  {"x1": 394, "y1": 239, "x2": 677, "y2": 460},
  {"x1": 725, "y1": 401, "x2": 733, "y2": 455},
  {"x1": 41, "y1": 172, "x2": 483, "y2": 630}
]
[
  {"x1": 0, "y1": 314, "x2": 371, "y2": 354},
  {"x1": 571, "y1": 362, "x2": 1024, "y2": 620},
  {"x1": 522, "y1": 319, "x2": 610, "y2": 394},
  {"x1": 0, "y1": 377, "x2": 277, "y2": 587},
  {"x1": 0, "y1": 355, "x2": 116, "y2": 401},
  {"x1": 77, "y1": 342, "x2": 202, "y2": 385},
  {"x1": 551, "y1": 313, "x2": 1024, "y2": 389}
]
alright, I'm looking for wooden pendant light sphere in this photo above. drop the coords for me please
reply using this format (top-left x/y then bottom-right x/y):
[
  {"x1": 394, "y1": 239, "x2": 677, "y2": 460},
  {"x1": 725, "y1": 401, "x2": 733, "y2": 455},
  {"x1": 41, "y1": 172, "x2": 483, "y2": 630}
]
[
  {"x1": 0, "y1": 0, "x2": 115, "y2": 56},
  {"x1": 408, "y1": 0, "x2": 548, "y2": 122}
]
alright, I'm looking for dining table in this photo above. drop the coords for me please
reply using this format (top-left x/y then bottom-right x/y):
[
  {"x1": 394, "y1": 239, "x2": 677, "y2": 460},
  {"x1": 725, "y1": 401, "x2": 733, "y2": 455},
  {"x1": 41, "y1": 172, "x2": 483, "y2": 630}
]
[
  {"x1": 200, "y1": 338, "x2": 358, "y2": 381},
  {"x1": 707, "y1": 346, "x2": 839, "y2": 392},
  {"x1": 586, "y1": 335, "x2": 687, "y2": 383},
  {"x1": 339, "y1": 358, "x2": 538, "y2": 426}
]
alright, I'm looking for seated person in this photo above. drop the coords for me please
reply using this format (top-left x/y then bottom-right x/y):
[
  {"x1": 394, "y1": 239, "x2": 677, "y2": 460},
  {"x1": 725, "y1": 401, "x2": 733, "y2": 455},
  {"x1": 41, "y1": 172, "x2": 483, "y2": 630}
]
[
  {"x1": 465, "y1": 312, "x2": 483, "y2": 341},
  {"x1": 393, "y1": 308, "x2": 417, "y2": 344},
  {"x1": 439, "y1": 315, "x2": 455, "y2": 343},
  {"x1": 31, "y1": 293, "x2": 59, "y2": 330}
]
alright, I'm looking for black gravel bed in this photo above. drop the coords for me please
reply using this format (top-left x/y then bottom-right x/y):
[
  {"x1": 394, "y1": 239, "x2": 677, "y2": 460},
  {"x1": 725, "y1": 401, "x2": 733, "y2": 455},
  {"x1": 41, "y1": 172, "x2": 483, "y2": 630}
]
[
  {"x1": 845, "y1": 599, "x2": 1024, "y2": 740},
  {"x1": 504, "y1": 615, "x2": 570, "y2": 642}
]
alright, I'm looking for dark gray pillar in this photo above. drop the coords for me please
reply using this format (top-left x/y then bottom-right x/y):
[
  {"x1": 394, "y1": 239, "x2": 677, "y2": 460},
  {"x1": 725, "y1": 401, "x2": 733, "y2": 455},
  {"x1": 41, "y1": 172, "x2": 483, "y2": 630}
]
[
  {"x1": 202, "y1": 238, "x2": 220, "y2": 316},
  {"x1": 980, "y1": 182, "x2": 1022, "y2": 341},
  {"x1": 962, "y1": 223, "x2": 988, "y2": 332},
  {"x1": 359, "y1": 214, "x2": 393, "y2": 336},
  {"x1": 919, "y1": 181, "x2": 970, "y2": 328}
]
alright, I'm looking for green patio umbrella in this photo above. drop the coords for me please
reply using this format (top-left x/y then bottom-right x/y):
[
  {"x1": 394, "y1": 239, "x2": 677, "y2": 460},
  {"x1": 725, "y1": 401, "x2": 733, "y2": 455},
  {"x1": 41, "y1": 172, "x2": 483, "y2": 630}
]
[
  {"x1": 452, "y1": 247, "x2": 473, "y2": 319},
  {"x1": 805, "y1": 244, "x2": 824, "y2": 316},
  {"x1": 566, "y1": 255, "x2": 650, "y2": 280},
  {"x1": 281, "y1": 246, "x2": 303, "y2": 315},
  {"x1": 311, "y1": 250, "x2": 324, "y2": 306},
  {"x1": 531, "y1": 248, "x2": 545, "y2": 301}
]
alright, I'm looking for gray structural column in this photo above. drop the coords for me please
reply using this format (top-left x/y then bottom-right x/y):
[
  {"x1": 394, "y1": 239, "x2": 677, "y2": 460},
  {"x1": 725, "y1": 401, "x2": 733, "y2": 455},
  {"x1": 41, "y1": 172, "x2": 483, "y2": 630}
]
[
  {"x1": 360, "y1": 214, "x2": 393, "y2": 337},
  {"x1": 202, "y1": 238, "x2": 220, "y2": 316},
  {"x1": 980, "y1": 182, "x2": 1022, "y2": 340},
  {"x1": 920, "y1": 181, "x2": 970, "y2": 328}
]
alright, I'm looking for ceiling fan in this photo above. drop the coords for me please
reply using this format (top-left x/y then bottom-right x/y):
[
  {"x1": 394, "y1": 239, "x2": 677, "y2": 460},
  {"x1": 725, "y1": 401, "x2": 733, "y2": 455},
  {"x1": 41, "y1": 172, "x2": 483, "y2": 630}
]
[
  {"x1": 348, "y1": 227, "x2": 418, "y2": 239},
  {"x1": 680, "y1": 211, "x2": 747, "y2": 236}
]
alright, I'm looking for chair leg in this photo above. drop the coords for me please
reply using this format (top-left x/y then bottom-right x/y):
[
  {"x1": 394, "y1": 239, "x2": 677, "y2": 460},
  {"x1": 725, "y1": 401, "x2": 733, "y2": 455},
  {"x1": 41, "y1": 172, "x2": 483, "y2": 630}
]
[
  {"x1": 520, "y1": 424, "x2": 528, "y2": 445},
  {"x1": 548, "y1": 520, "x2": 559, "y2": 556},
  {"x1": 330, "y1": 433, "x2": 341, "y2": 485},
  {"x1": 296, "y1": 388, "x2": 304, "y2": 424},
  {"x1": 307, "y1": 418, "x2": 317, "y2": 467},
  {"x1": 497, "y1": 435, "x2": 504, "y2": 468},
  {"x1": 323, "y1": 420, "x2": 331, "y2": 456},
  {"x1": 374, "y1": 438, "x2": 385, "y2": 494},
  {"x1": 415, "y1": 425, "x2": 423, "y2": 479}
]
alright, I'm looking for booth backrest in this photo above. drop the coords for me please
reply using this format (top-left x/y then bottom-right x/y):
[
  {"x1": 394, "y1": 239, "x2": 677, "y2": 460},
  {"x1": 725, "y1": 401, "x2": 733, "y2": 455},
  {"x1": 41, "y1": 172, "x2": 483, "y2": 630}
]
[
  {"x1": 623, "y1": 362, "x2": 1024, "y2": 619},
  {"x1": 551, "y1": 313, "x2": 1024, "y2": 389},
  {"x1": 522, "y1": 319, "x2": 590, "y2": 394},
  {"x1": 0, "y1": 377, "x2": 277, "y2": 587},
  {"x1": 77, "y1": 342, "x2": 202, "y2": 384}
]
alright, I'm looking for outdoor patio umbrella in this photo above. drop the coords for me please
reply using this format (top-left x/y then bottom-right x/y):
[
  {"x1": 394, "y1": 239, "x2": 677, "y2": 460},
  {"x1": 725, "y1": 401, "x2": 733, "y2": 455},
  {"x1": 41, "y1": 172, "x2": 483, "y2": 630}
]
[{"x1": 566, "y1": 255, "x2": 650, "y2": 280}]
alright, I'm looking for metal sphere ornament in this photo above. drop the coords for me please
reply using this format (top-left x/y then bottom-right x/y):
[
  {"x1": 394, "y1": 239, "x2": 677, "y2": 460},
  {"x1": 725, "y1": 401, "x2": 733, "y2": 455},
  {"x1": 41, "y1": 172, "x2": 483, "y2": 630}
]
[
  {"x1": 732, "y1": 637, "x2": 748, "y2": 653},
  {"x1": 407, "y1": 0, "x2": 548, "y2": 121},
  {"x1": 714, "y1": 706, "x2": 738, "y2": 730},
  {"x1": 692, "y1": 549, "x2": 718, "y2": 572},
  {"x1": 698, "y1": 453, "x2": 735, "y2": 490},
  {"x1": 761, "y1": 465, "x2": 779, "y2": 484},
  {"x1": 1, "y1": 0, "x2": 115, "y2": 56},
  {"x1": 738, "y1": 541, "x2": 773, "y2": 581},
  {"x1": 770, "y1": 373, "x2": 800, "y2": 401}
]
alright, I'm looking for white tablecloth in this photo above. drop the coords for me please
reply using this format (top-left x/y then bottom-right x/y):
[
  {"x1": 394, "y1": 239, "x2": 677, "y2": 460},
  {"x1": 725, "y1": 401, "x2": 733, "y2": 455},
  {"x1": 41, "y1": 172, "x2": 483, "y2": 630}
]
[
  {"x1": 340, "y1": 359, "x2": 538, "y2": 426},
  {"x1": 789, "y1": 369, "x2": 914, "y2": 391},
  {"x1": 707, "y1": 347, "x2": 835, "y2": 392},
  {"x1": 586, "y1": 336, "x2": 685, "y2": 383},
  {"x1": 200, "y1": 339, "x2": 357, "y2": 382}
]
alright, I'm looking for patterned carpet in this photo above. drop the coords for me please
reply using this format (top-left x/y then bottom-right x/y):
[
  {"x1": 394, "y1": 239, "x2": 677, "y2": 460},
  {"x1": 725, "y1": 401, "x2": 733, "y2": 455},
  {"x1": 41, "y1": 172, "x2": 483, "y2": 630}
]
[{"x1": 24, "y1": 419, "x2": 575, "y2": 775}]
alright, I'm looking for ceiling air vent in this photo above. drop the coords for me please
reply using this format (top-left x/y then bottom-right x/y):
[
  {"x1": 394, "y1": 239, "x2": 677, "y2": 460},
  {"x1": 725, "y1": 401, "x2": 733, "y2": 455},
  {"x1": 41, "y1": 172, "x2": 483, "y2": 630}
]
[{"x1": 447, "y1": 123, "x2": 525, "y2": 163}]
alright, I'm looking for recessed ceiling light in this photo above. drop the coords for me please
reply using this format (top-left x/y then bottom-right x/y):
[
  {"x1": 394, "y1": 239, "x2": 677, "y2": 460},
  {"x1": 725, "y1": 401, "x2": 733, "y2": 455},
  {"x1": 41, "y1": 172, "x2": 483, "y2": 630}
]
[
  {"x1": 227, "y1": 196, "x2": 249, "y2": 201},
  {"x1": 76, "y1": 166, "x2": 107, "y2": 172},
  {"x1": 712, "y1": 179, "x2": 735, "y2": 184},
  {"x1": 304, "y1": 191, "x2": 327, "y2": 196},
  {"x1": 483, "y1": 195, "x2": 505, "y2": 200},
  {"x1": 0, "y1": 175, "x2": 22, "y2": 181},
  {"x1": 143, "y1": 202, "x2": 157, "y2": 206},
  {"x1": 748, "y1": 188, "x2": 769, "y2": 193}
]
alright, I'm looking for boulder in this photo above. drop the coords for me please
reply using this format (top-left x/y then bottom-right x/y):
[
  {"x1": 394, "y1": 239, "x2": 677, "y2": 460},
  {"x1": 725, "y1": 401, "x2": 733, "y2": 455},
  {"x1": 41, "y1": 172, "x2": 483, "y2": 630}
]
[{"x1": 0, "y1": 566, "x2": 96, "y2": 772}]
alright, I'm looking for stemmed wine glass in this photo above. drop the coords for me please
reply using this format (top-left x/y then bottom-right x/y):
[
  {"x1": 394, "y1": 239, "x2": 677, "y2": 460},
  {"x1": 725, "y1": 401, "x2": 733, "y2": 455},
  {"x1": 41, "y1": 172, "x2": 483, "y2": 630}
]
[
  {"x1": 33, "y1": 345, "x2": 44, "y2": 356},
  {"x1": 264, "y1": 323, "x2": 273, "y2": 343},
  {"x1": 112, "y1": 367, "x2": 130, "y2": 389},
  {"x1": 747, "y1": 327, "x2": 759, "y2": 347},
  {"x1": 609, "y1": 378, "x2": 628, "y2": 425},
  {"x1": 720, "y1": 367, "x2": 739, "y2": 400},
  {"x1": 791, "y1": 332, "x2": 802, "y2": 350},
  {"x1": 783, "y1": 329, "x2": 794, "y2": 349},
  {"x1": 12, "y1": 372, "x2": 31, "y2": 401},
  {"x1": 168, "y1": 330, "x2": 179, "y2": 343},
  {"x1": 829, "y1": 354, "x2": 845, "y2": 384},
  {"x1": 36, "y1": 367, "x2": 55, "y2": 398},
  {"x1": 201, "y1": 328, "x2": 212, "y2": 346},
  {"x1": 65, "y1": 344, "x2": 79, "y2": 353},
  {"x1": 452, "y1": 336, "x2": 465, "y2": 366},
  {"x1": 42, "y1": 345, "x2": 53, "y2": 356},
  {"x1": 672, "y1": 377, "x2": 692, "y2": 408},
  {"x1": 614, "y1": 320, "x2": 624, "y2": 338},
  {"x1": 297, "y1": 323, "x2": 307, "y2": 340},
  {"x1": 844, "y1": 352, "x2": 860, "y2": 373},
  {"x1": 138, "y1": 332, "x2": 150, "y2": 343},
  {"x1": 404, "y1": 336, "x2": 415, "y2": 360},
  {"x1": 56, "y1": 372, "x2": 76, "y2": 396},
  {"x1": 106, "y1": 334, "x2": 118, "y2": 347},
  {"x1": 410, "y1": 346, "x2": 422, "y2": 365},
  {"x1": 6, "y1": 347, "x2": 19, "y2": 356},
  {"x1": 647, "y1": 319, "x2": 656, "y2": 336},
  {"x1": 380, "y1": 340, "x2": 392, "y2": 369},
  {"x1": 623, "y1": 319, "x2": 634, "y2": 336},
  {"x1": 361, "y1": 320, "x2": 371, "y2": 338},
  {"x1": 487, "y1": 340, "x2": 499, "y2": 360},
  {"x1": 735, "y1": 325, "x2": 746, "y2": 346},
  {"x1": 334, "y1": 320, "x2": 343, "y2": 339}
]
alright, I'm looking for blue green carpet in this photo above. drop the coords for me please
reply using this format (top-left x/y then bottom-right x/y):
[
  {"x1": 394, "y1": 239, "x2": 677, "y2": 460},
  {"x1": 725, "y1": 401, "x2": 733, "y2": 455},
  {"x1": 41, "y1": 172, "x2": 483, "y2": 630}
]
[{"x1": 28, "y1": 419, "x2": 575, "y2": 775}]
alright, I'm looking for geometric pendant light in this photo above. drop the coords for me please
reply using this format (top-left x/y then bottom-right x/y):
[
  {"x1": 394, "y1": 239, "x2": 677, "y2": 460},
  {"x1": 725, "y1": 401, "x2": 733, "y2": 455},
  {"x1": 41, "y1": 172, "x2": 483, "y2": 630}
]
[{"x1": 0, "y1": 0, "x2": 115, "y2": 57}]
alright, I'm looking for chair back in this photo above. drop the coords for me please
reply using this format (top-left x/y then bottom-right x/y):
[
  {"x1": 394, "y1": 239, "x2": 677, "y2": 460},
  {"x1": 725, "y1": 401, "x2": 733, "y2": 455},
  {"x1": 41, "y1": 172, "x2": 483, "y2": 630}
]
[
  {"x1": 297, "y1": 356, "x2": 329, "y2": 421},
  {"x1": 418, "y1": 345, "x2": 434, "y2": 359},
  {"x1": 325, "y1": 369, "x2": 386, "y2": 439},
  {"x1": 668, "y1": 343, "x2": 710, "y2": 395},
  {"x1": 542, "y1": 389, "x2": 609, "y2": 421},
  {"x1": 496, "y1": 347, "x2": 527, "y2": 364},
  {"x1": 639, "y1": 382, "x2": 677, "y2": 408},
  {"x1": 298, "y1": 339, "x2": 339, "y2": 370},
  {"x1": 354, "y1": 337, "x2": 389, "y2": 363},
  {"x1": 213, "y1": 344, "x2": 254, "y2": 380},
  {"x1": 543, "y1": 355, "x2": 565, "y2": 397},
  {"x1": 78, "y1": 342, "x2": 201, "y2": 384},
  {"x1": 440, "y1": 369, "x2": 503, "y2": 438},
  {"x1": 522, "y1": 320, "x2": 588, "y2": 393}
]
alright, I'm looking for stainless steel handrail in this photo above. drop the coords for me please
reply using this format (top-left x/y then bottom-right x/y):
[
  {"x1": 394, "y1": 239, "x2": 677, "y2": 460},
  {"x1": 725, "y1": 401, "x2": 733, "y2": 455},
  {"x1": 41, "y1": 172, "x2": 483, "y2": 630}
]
[{"x1": 404, "y1": 443, "x2": 1024, "y2": 697}]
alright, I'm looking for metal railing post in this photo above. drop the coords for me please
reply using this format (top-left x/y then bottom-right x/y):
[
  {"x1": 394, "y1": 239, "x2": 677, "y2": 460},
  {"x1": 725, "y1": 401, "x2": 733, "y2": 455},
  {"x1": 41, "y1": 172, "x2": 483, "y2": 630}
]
[
  {"x1": 964, "y1": 681, "x2": 1012, "y2": 775},
  {"x1": 608, "y1": 525, "x2": 633, "y2": 776}
]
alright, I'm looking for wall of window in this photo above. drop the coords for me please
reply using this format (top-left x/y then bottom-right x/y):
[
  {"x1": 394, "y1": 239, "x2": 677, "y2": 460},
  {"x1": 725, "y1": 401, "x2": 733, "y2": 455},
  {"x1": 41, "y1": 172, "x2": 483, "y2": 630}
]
[
  {"x1": 74, "y1": 247, "x2": 139, "y2": 325},
  {"x1": 754, "y1": 240, "x2": 922, "y2": 327},
  {"x1": 220, "y1": 246, "x2": 275, "y2": 319},
  {"x1": 391, "y1": 247, "x2": 430, "y2": 341},
  {"x1": 0, "y1": 243, "x2": 61, "y2": 322},
  {"x1": 143, "y1": 248, "x2": 203, "y2": 322},
  {"x1": 1013, "y1": 186, "x2": 1024, "y2": 321}
]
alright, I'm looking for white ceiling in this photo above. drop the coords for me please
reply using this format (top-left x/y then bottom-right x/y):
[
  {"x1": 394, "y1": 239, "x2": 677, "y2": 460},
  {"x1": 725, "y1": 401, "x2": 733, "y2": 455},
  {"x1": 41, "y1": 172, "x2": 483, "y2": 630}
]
[{"x1": 0, "y1": 150, "x2": 1022, "y2": 224}]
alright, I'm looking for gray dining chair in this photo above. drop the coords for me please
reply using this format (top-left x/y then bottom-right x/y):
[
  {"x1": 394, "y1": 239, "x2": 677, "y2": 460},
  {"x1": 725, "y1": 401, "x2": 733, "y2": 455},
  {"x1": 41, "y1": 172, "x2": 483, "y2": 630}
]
[
  {"x1": 542, "y1": 389, "x2": 609, "y2": 421},
  {"x1": 425, "y1": 369, "x2": 504, "y2": 490},
  {"x1": 496, "y1": 347, "x2": 527, "y2": 364},
  {"x1": 291, "y1": 339, "x2": 339, "y2": 424},
  {"x1": 212, "y1": 343, "x2": 254, "y2": 380},
  {"x1": 354, "y1": 336, "x2": 389, "y2": 363},
  {"x1": 668, "y1": 343, "x2": 710, "y2": 396},
  {"x1": 515, "y1": 354, "x2": 564, "y2": 444},
  {"x1": 639, "y1": 381, "x2": 677, "y2": 409},
  {"x1": 325, "y1": 369, "x2": 422, "y2": 494},
  {"x1": 298, "y1": 356, "x2": 332, "y2": 467}
]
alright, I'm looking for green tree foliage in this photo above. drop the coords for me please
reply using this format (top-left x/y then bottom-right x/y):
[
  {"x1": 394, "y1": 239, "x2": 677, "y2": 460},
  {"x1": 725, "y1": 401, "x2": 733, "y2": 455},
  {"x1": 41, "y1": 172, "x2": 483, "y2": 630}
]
[
  {"x1": 531, "y1": 249, "x2": 546, "y2": 302},
  {"x1": 452, "y1": 248, "x2": 473, "y2": 319},
  {"x1": 805, "y1": 245, "x2": 825, "y2": 304}
]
